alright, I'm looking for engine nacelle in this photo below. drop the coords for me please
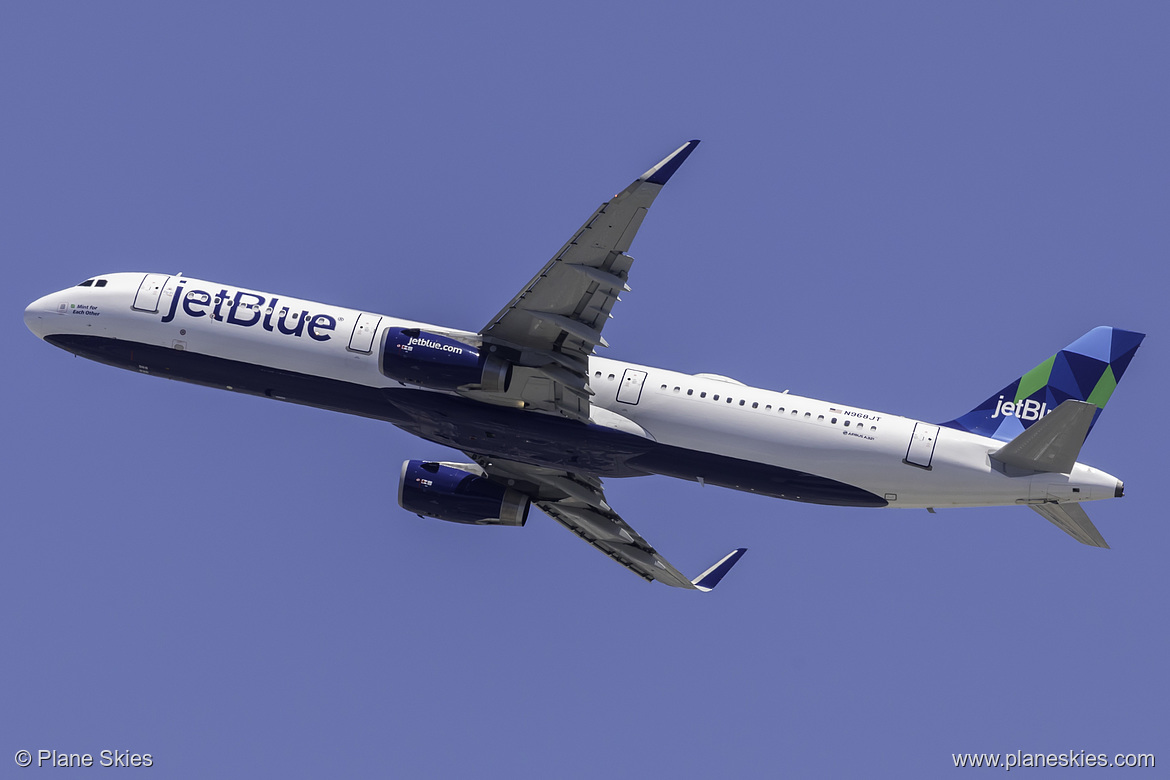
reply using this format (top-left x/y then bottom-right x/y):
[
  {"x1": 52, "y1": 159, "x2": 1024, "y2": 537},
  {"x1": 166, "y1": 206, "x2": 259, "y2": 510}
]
[
  {"x1": 398, "y1": 460, "x2": 530, "y2": 526},
  {"x1": 382, "y1": 327, "x2": 511, "y2": 392}
]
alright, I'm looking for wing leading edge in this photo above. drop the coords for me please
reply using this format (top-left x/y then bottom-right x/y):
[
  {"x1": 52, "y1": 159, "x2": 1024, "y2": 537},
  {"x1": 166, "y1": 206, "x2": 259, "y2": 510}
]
[{"x1": 469, "y1": 454, "x2": 745, "y2": 591}]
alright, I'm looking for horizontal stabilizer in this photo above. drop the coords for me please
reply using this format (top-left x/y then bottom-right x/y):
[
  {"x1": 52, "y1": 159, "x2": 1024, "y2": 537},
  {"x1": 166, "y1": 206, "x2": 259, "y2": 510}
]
[
  {"x1": 1030, "y1": 502, "x2": 1109, "y2": 548},
  {"x1": 991, "y1": 400, "x2": 1096, "y2": 476},
  {"x1": 691, "y1": 548, "x2": 748, "y2": 592}
]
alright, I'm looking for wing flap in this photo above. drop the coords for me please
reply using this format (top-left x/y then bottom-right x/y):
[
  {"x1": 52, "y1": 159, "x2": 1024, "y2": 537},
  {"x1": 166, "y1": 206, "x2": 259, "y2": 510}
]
[{"x1": 538, "y1": 500, "x2": 695, "y2": 589}]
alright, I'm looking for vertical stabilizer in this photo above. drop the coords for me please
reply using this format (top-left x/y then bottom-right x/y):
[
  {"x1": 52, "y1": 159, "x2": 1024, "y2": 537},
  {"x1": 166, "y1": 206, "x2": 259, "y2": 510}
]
[{"x1": 943, "y1": 327, "x2": 1144, "y2": 443}]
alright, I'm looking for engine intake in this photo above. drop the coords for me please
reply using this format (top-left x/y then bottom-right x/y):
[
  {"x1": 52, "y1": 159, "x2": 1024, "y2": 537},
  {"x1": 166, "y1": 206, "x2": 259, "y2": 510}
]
[
  {"x1": 382, "y1": 328, "x2": 511, "y2": 393},
  {"x1": 398, "y1": 460, "x2": 530, "y2": 526}
]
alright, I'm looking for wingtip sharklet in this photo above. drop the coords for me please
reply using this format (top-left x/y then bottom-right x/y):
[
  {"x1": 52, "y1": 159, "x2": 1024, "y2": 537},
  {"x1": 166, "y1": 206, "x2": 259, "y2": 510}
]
[
  {"x1": 691, "y1": 547, "x2": 747, "y2": 592},
  {"x1": 642, "y1": 139, "x2": 701, "y2": 186}
]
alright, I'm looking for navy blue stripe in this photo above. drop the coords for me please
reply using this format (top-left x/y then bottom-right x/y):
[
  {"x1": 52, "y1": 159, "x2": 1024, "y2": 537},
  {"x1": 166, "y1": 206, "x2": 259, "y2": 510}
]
[{"x1": 45, "y1": 334, "x2": 886, "y2": 508}]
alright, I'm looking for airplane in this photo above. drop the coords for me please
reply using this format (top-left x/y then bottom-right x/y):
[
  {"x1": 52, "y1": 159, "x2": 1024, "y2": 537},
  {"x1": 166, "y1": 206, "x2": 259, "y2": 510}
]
[{"x1": 24, "y1": 140, "x2": 1145, "y2": 591}]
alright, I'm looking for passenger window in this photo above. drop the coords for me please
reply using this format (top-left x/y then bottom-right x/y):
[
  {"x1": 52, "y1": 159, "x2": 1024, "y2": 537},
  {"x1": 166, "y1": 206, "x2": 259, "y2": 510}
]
[
  {"x1": 673, "y1": 387, "x2": 680, "y2": 393},
  {"x1": 831, "y1": 417, "x2": 837, "y2": 424},
  {"x1": 608, "y1": 374, "x2": 615, "y2": 380},
  {"x1": 818, "y1": 415, "x2": 825, "y2": 422},
  {"x1": 804, "y1": 412, "x2": 811, "y2": 419},
  {"x1": 660, "y1": 384, "x2": 667, "y2": 390},
  {"x1": 751, "y1": 402, "x2": 758, "y2": 409},
  {"x1": 687, "y1": 389, "x2": 694, "y2": 396},
  {"x1": 700, "y1": 392, "x2": 707, "y2": 399},
  {"x1": 844, "y1": 420, "x2": 850, "y2": 426},
  {"x1": 713, "y1": 394, "x2": 719, "y2": 401},
  {"x1": 765, "y1": 405, "x2": 772, "y2": 411},
  {"x1": 726, "y1": 397, "x2": 733, "y2": 404},
  {"x1": 778, "y1": 407, "x2": 785, "y2": 413}
]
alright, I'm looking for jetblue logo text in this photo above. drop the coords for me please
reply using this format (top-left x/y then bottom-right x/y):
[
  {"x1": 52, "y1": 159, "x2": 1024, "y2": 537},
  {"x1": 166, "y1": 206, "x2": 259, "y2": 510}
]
[
  {"x1": 407, "y1": 336, "x2": 464, "y2": 355},
  {"x1": 161, "y1": 284, "x2": 336, "y2": 342},
  {"x1": 991, "y1": 396, "x2": 1050, "y2": 421}
]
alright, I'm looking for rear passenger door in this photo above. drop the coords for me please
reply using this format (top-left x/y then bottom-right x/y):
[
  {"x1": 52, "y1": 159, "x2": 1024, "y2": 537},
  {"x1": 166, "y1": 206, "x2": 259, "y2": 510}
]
[{"x1": 904, "y1": 423, "x2": 939, "y2": 469}]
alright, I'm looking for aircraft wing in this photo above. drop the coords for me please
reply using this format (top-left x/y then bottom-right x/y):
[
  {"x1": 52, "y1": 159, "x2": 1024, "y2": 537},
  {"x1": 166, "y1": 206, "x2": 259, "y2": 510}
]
[
  {"x1": 472, "y1": 141, "x2": 699, "y2": 422},
  {"x1": 469, "y1": 454, "x2": 745, "y2": 591}
]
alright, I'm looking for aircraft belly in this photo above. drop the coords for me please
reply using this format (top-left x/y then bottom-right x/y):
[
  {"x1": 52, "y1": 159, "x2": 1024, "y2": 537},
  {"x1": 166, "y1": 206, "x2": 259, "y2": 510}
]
[
  {"x1": 42, "y1": 334, "x2": 886, "y2": 505},
  {"x1": 382, "y1": 387, "x2": 655, "y2": 477}
]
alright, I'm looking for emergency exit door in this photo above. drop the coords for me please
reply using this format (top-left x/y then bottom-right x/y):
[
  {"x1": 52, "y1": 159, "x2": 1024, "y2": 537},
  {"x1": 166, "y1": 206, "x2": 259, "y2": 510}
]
[
  {"x1": 616, "y1": 368, "x2": 647, "y2": 405},
  {"x1": 347, "y1": 313, "x2": 382, "y2": 353}
]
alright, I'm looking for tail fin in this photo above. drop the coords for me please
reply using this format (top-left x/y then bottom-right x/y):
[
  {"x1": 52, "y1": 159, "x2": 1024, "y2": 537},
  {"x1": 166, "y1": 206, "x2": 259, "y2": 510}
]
[{"x1": 943, "y1": 327, "x2": 1145, "y2": 443}]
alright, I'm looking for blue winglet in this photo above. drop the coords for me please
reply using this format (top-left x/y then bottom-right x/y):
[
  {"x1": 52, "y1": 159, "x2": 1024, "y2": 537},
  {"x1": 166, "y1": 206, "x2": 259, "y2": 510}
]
[
  {"x1": 691, "y1": 547, "x2": 747, "y2": 592},
  {"x1": 642, "y1": 140, "x2": 701, "y2": 186}
]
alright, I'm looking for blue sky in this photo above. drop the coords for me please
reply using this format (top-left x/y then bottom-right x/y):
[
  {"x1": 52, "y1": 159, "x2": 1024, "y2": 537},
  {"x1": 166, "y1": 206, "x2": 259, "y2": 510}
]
[{"x1": 3, "y1": 2, "x2": 1166, "y2": 776}]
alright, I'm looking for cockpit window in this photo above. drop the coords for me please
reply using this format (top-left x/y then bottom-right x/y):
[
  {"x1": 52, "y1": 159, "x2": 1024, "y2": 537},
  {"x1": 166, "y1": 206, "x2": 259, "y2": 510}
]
[
  {"x1": 77, "y1": 279, "x2": 94, "y2": 287},
  {"x1": 95, "y1": 279, "x2": 108, "y2": 287}
]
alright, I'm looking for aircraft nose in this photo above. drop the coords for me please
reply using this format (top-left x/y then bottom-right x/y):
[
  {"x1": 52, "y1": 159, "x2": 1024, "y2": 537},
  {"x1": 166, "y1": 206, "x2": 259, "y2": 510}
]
[{"x1": 24, "y1": 293, "x2": 59, "y2": 339}]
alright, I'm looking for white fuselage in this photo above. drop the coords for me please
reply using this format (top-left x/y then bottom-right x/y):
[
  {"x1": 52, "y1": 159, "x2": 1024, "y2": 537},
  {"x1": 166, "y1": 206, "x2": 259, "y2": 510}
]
[{"x1": 25, "y1": 273, "x2": 1122, "y2": 510}]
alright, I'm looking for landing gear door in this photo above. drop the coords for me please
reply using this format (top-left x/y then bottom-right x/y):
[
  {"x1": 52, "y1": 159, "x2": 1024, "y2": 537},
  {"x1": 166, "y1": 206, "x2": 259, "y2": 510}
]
[
  {"x1": 132, "y1": 274, "x2": 170, "y2": 313},
  {"x1": 616, "y1": 368, "x2": 648, "y2": 405},
  {"x1": 347, "y1": 313, "x2": 383, "y2": 353},
  {"x1": 904, "y1": 423, "x2": 939, "y2": 469}
]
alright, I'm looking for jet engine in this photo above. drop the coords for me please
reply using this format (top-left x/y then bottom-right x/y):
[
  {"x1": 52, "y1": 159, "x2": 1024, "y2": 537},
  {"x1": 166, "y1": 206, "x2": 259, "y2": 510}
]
[
  {"x1": 398, "y1": 460, "x2": 530, "y2": 526},
  {"x1": 382, "y1": 327, "x2": 511, "y2": 393}
]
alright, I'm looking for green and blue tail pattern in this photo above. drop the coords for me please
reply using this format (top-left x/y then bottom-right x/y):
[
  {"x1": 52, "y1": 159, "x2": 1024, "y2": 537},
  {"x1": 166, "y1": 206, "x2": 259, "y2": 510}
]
[{"x1": 942, "y1": 326, "x2": 1145, "y2": 443}]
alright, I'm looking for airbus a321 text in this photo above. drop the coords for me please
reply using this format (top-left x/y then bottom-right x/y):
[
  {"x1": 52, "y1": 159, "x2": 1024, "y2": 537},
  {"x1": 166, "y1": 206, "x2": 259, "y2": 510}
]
[{"x1": 25, "y1": 141, "x2": 1145, "y2": 591}]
